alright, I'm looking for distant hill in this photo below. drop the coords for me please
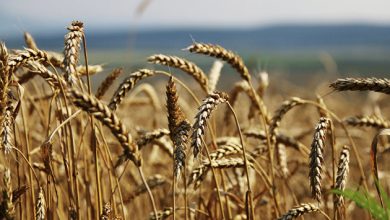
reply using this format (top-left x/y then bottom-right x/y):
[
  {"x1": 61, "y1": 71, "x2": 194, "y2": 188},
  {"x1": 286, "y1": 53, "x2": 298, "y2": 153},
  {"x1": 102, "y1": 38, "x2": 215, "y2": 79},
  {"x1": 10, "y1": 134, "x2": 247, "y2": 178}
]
[{"x1": 3, "y1": 24, "x2": 390, "y2": 52}]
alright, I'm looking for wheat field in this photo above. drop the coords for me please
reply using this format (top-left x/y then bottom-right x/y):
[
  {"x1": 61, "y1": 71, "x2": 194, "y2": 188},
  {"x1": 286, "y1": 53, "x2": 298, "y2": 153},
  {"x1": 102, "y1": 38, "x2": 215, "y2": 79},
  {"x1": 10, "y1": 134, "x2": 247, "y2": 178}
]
[{"x1": 0, "y1": 21, "x2": 389, "y2": 220}]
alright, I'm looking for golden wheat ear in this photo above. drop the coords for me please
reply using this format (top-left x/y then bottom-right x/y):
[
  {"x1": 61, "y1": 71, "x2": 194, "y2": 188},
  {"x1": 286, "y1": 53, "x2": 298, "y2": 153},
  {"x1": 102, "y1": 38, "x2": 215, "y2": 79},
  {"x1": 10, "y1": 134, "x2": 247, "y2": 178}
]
[
  {"x1": 108, "y1": 69, "x2": 154, "y2": 111},
  {"x1": 68, "y1": 89, "x2": 142, "y2": 166},
  {"x1": 63, "y1": 20, "x2": 84, "y2": 84},
  {"x1": 186, "y1": 42, "x2": 251, "y2": 82},
  {"x1": 165, "y1": 76, "x2": 191, "y2": 178},
  {"x1": 309, "y1": 117, "x2": 330, "y2": 202},
  {"x1": 149, "y1": 54, "x2": 209, "y2": 93},
  {"x1": 191, "y1": 91, "x2": 229, "y2": 158},
  {"x1": 278, "y1": 203, "x2": 319, "y2": 220},
  {"x1": 330, "y1": 77, "x2": 390, "y2": 95}
]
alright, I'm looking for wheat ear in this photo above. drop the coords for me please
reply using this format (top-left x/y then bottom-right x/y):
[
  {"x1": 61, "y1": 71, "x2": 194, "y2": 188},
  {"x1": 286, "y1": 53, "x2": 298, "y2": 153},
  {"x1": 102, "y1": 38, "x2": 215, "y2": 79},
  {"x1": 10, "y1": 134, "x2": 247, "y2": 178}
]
[
  {"x1": 166, "y1": 76, "x2": 191, "y2": 177},
  {"x1": 191, "y1": 91, "x2": 229, "y2": 158},
  {"x1": 68, "y1": 89, "x2": 141, "y2": 166},
  {"x1": 269, "y1": 97, "x2": 305, "y2": 141},
  {"x1": 186, "y1": 43, "x2": 251, "y2": 82},
  {"x1": 24, "y1": 32, "x2": 38, "y2": 51},
  {"x1": 95, "y1": 68, "x2": 123, "y2": 99},
  {"x1": 0, "y1": 43, "x2": 13, "y2": 155},
  {"x1": 124, "y1": 174, "x2": 166, "y2": 203},
  {"x1": 108, "y1": 69, "x2": 154, "y2": 111},
  {"x1": 189, "y1": 140, "x2": 243, "y2": 188},
  {"x1": 36, "y1": 187, "x2": 46, "y2": 220},
  {"x1": 330, "y1": 77, "x2": 390, "y2": 95},
  {"x1": 63, "y1": 20, "x2": 84, "y2": 84},
  {"x1": 1, "y1": 168, "x2": 14, "y2": 219},
  {"x1": 26, "y1": 61, "x2": 67, "y2": 90},
  {"x1": 136, "y1": 128, "x2": 170, "y2": 149},
  {"x1": 148, "y1": 54, "x2": 209, "y2": 92},
  {"x1": 309, "y1": 117, "x2": 330, "y2": 202},
  {"x1": 277, "y1": 203, "x2": 319, "y2": 220},
  {"x1": 149, "y1": 207, "x2": 173, "y2": 220},
  {"x1": 334, "y1": 146, "x2": 350, "y2": 207},
  {"x1": 100, "y1": 202, "x2": 113, "y2": 220},
  {"x1": 8, "y1": 48, "x2": 49, "y2": 74},
  {"x1": 208, "y1": 60, "x2": 223, "y2": 91},
  {"x1": 344, "y1": 115, "x2": 390, "y2": 129}
]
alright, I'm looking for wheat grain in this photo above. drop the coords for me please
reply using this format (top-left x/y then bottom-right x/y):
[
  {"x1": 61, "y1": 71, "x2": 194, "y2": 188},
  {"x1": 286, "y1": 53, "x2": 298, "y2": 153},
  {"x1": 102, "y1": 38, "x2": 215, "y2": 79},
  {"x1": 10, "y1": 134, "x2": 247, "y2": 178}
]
[
  {"x1": 124, "y1": 174, "x2": 166, "y2": 203},
  {"x1": 191, "y1": 91, "x2": 229, "y2": 158}
]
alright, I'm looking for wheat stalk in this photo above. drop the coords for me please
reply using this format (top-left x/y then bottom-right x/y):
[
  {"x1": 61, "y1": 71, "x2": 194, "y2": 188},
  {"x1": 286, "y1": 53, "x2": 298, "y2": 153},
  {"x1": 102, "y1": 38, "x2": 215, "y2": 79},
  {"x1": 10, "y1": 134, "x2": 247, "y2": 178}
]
[
  {"x1": 330, "y1": 77, "x2": 390, "y2": 95},
  {"x1": 277, "y1": 203, "x2": 319, "y2": 220},
  {"x1": 186, "y1": 43, "x2": 251, "y2": 82},
  {"x1": 148, "y1": 54, "x2": 209, "y2": 92},
  {"x1": 63, "y1": 20, "x2": 84, "y2": 84},
  {"x1": 309, "y1": 117, "x2": 330, "y2": 202},
  {"x1": 68, "y1": 89, "x2": 141, "y2": 166},
  {"x1": 191, "y1": 91, "x2": 229, "y2": 158},
  {"x1": 108, "y1": 69, "x2": 154, "y2": 111},
  {"x1": 95, "y1": 68, "x2": 123, "y2": 99}
]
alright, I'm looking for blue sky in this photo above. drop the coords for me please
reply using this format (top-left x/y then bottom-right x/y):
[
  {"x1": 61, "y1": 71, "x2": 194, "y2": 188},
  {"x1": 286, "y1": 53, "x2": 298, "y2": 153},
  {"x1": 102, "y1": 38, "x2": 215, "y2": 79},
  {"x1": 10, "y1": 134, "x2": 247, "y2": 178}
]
[{"x1": 1, "y1": 0, "x2": 390, "y2": 37}]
